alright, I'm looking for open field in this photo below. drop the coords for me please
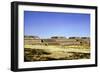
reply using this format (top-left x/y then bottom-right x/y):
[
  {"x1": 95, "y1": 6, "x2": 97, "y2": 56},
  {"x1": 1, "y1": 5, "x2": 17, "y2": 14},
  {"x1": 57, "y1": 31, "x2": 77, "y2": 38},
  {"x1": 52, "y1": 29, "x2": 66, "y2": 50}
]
[{"x1": 24, "y1": 45, "x2": 90, "y2": 62}]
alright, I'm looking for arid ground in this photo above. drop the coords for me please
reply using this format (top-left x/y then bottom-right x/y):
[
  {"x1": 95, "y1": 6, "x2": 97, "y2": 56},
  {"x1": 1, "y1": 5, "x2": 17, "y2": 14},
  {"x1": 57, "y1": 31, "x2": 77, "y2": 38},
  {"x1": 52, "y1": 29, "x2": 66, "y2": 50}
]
[{"x1": 24, "y1": 44, "x2": 90, "y2": 62}]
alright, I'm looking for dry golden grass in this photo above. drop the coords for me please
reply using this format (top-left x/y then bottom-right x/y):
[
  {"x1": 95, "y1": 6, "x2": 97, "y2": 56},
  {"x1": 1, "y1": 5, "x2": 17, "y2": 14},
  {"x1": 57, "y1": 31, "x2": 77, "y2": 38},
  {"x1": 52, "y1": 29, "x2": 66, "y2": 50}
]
[{"x1": 24, "y1": 44, "x2": 90, "y2": 61}]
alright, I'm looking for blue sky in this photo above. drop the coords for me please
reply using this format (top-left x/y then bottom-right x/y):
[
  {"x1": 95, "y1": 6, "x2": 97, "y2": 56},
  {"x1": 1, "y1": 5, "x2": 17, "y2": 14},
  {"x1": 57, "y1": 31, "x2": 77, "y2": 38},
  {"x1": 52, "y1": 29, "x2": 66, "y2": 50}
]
[{"x1": 24, "y1": 11, "x2": 90, "y2": 38}]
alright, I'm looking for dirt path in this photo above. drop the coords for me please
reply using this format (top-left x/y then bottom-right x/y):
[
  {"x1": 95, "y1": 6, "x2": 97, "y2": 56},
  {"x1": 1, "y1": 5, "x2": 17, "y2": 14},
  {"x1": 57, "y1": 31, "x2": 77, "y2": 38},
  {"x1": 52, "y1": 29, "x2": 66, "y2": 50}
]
[{"x1": 25, "y1": 45, "x2": 90, "y2": 53}]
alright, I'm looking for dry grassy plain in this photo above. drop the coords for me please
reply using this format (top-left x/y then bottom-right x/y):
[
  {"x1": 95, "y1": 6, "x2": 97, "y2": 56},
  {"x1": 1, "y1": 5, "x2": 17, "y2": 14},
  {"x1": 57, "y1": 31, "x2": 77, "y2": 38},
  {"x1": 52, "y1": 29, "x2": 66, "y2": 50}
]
[{"x1": 24, "y1": 45, "x2": 90, "y2": 62}]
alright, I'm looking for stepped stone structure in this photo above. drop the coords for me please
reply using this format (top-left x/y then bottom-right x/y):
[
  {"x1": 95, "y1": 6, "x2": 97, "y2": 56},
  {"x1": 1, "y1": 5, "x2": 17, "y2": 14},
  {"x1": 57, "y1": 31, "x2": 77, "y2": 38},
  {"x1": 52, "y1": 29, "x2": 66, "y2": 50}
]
[
  {"x1": 24, "y1": 36, "x2": 90, "y2": 46},
  {"x1": 24, "y1": 36, "x2": 41, "y2": 45}
]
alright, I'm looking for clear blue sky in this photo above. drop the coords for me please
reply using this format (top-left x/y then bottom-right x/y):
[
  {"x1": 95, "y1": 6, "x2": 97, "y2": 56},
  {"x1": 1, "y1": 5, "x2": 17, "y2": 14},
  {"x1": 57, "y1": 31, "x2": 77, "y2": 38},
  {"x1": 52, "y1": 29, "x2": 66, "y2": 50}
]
[{"x1": 24, "y1": 11, "x2": 90, "y2": 38}]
